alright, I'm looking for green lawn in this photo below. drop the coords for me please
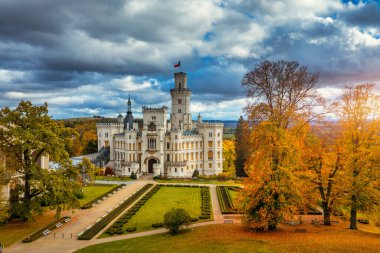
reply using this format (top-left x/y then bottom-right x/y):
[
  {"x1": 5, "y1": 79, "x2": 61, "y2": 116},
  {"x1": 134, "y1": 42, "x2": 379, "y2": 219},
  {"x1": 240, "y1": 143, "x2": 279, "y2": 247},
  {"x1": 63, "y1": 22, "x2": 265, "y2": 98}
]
[
  {"x1": 154, "y1": 178, "x2": 242, "y2": 186},
  {"x1": 76, "y1": 223, "x2": 380, "y2": 253},
  {"x1": 79, "y1": 184, "x2": 117, "y2": 206},
  {"x1": 101, "y1": 186, "x2": 207, "y2": 236}
]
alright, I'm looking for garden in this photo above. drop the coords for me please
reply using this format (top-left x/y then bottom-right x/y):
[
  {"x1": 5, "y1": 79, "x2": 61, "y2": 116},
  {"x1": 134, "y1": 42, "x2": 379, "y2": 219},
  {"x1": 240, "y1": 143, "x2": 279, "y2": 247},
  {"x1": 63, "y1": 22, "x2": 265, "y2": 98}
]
[
  {"x1": 103, "y1": 185, "x2": 213, "y2": 236},
  {"x1": 79, "y1": 184, "x2": 125, "y2": 209}
]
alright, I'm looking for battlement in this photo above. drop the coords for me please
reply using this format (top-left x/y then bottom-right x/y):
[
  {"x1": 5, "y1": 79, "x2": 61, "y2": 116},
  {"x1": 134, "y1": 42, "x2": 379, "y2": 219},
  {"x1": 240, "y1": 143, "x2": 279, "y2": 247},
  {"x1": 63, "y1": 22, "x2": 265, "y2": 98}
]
[{"x1": 142, "y1": 106, "x2": 168, "y2": 114}]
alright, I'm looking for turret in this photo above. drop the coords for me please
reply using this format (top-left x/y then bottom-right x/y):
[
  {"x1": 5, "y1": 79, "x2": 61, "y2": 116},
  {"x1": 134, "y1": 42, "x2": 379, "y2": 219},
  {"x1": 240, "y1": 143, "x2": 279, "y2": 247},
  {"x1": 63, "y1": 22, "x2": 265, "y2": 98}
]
[{"x1": 170, "y1": 72, "x2": 192, "y2": 131}]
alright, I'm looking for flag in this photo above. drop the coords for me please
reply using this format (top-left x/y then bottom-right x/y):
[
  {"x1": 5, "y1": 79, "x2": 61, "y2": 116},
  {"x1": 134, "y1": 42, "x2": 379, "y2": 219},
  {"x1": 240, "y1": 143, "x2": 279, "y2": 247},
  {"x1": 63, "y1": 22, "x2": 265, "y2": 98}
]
[{"x1": 174, "y1": 61, "x2": 181, "y2": 68}]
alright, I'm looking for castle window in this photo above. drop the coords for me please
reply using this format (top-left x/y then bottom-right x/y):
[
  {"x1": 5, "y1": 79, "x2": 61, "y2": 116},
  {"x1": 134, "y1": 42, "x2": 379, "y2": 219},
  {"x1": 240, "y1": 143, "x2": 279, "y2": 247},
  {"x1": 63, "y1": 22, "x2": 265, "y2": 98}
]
[
  {"x1": 208, "y1": 150, "x2": 213, "y2": 160},
  {"x1": 218, "y1": 141, "x2": 220, "y2": 147},
  {"x1": 218, "y1": 132, "x2": 220, "y2": 137},
  {"x1": 128, "y1": 168, "x2": 130, "y2": 172},
  {"x1": 209, "y1": 132, "x2": 212, "y2": 137},
  {"x1": 148, "y1": 138, "x2": 156, "y2": 149},
  {"x1": 175, "y1": 168, "x2": 177, "y2": 172},
  {"x1": 179, "y1": 82, "x2": 182, "y2": 89},
  {"x1": 217, "y1": 151, "x2": 220, "y2": 159},
  {"x1": 167, "y1": 154, "x2": 170, "y2": 161},
  {"x1": 167, "y1": 143, "x2": 170, "y2": 149},
  {"x1": 181, "y1": 168, "x2": 183, "y2": 172},
  {"x1": 178, "y1": 99, "x2": 182, "y2": 104},
  {"x1": 129, "y1": 135, "x2": 131, "y2": 139},
  {"x1": 152, "y1": 116, "x2": 156, "y2": 121},
  {"x1": 178, "y1": 109, "x2": 181, "y2": 113},
  {"x1": 208, "y1": 141, "x2": 213, "y2": 148},
  {"x1": 175, "y1": 135, "x2": 177, "y2": 139},
  {"x1": 209, "y1": 163, "x2": 212, "y2": 169}
]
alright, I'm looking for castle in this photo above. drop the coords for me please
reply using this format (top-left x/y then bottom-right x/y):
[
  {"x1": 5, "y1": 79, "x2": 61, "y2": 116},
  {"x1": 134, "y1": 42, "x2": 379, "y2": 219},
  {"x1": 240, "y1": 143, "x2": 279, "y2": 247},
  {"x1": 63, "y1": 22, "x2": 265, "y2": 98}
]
[{"x1": 96, "y1": 72, "x2": 223, "y2": 177}]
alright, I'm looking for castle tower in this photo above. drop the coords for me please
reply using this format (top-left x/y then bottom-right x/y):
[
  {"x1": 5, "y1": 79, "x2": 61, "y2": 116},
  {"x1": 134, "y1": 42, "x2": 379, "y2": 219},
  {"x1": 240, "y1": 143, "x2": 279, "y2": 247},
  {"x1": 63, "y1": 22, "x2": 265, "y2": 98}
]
[
  {"x1": 124, "y1": 94, "x2": 134, "y2": 130},
  {"x1": 170, "y1": 72, "x2": 192, "y2": 131}
]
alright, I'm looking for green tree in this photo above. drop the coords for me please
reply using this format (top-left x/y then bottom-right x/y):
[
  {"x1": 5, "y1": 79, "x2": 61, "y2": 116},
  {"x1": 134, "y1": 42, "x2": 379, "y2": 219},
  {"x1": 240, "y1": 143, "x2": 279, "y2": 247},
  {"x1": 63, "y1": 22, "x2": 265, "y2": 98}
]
[
  {"x1": 76, "y1": 157, "x2": 97, "y2": 184},
  {"x1": 163, "y1": 208, "x2": 191, "y2": 234},
  {"x1": 83, "y1": 139, "x2": 98, "y2": 155},
  {"x1": 0, "y1": 101, "x2": 80, "y2": 220},
  {"x1": 234, "y1": 116, "x2": 250, "y2": 177}
]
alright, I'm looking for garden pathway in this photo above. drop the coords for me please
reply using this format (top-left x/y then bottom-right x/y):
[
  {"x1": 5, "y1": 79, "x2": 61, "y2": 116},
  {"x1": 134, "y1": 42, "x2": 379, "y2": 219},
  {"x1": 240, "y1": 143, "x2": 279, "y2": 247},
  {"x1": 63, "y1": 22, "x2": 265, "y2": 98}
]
[{"x1": 5, "y1": 181, "x2": 226, "y2": 253}]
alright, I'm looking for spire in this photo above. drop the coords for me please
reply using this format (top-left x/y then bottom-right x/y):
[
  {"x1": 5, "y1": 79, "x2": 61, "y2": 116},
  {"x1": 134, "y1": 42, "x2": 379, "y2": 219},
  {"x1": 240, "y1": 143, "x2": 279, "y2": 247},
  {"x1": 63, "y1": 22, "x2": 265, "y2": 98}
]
[
  {"x1": 127, "y1": 93, "x2": 131, "y2": 113},
  {"x1": 124, "y1": 93, "x2": 134, "y2": 130}
]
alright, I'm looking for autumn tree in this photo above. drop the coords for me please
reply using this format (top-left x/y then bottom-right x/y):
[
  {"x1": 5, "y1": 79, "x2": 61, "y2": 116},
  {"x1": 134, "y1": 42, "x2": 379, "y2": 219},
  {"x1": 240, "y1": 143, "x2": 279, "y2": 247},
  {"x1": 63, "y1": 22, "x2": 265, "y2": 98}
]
[
  {"x1": 240, "y1": 60, "x2": 323, "y2": 230},
  {"x1": 304, "y1": 124, "x2": 347, "y2": 225},
  {"x1": 0, "y1": 101, "x2": 81, "y2": 220},
  {"x1": 234, "y1": 116, "x2": 250, "y2": 177},
  {"x1": 223, "y1": 139, "x2": 236, "y2": 177},
  {"x1": 337, "y1": 84, "x2": 380, "y2": 230}
]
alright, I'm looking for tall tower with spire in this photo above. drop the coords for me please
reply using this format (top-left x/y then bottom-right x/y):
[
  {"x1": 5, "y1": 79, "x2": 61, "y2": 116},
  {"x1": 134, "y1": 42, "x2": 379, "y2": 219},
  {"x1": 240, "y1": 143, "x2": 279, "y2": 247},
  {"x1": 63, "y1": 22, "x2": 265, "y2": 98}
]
[
  {"x1": 170, "y1": 72, "x2": 192, "y2": 131},
  {"x1": 124, "y1": 94, "x2": 134, "y2": 130}
]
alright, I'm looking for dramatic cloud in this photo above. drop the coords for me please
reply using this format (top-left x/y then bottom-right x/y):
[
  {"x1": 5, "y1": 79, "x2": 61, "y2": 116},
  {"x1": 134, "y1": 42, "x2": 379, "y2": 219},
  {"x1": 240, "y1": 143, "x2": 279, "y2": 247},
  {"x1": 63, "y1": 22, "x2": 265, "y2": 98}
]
[{"x1": 0, "y1": 0, "x2": 379, "y2": 119}]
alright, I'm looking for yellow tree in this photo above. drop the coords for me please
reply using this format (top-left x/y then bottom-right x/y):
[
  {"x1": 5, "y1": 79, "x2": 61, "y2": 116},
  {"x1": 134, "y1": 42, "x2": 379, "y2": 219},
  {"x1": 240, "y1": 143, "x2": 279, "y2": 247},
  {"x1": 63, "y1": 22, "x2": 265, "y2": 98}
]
[
  {"x1": 222, "y1": 139, "x2": 236, "y2": 177},
  {"x1": 338, "y1": 84, "x2": 380, "y2": 230},
  {"x1": 240, "y1": 60, "x2": 327, "y2": 230},
  {"x1": 304, "y1": 124, "x2": 348, "y2": 225}
]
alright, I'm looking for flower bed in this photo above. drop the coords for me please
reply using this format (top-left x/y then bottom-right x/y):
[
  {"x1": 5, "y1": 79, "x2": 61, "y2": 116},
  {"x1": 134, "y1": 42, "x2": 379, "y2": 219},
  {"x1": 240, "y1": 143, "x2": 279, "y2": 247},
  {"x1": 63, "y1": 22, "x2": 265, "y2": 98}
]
[
  {"x1": 216, "y1": 186, "x2": 241, "y2": 214},
  {"x1": 23, "y1": 216, "x2": 71, "y2": 242},
  {"x1": 78, "y1": 184, "x2": 153, "y2": 240},
  {"x1": 81, "y1": 184, "x2": 126, "y2": 209}
]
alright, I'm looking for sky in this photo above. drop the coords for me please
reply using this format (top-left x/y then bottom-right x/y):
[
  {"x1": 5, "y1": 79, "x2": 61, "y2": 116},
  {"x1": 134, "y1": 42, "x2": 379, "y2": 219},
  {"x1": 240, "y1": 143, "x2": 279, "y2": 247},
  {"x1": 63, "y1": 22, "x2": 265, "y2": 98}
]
[{"x1": 0, "y1": 0, "x2": 379, "y2": 120}]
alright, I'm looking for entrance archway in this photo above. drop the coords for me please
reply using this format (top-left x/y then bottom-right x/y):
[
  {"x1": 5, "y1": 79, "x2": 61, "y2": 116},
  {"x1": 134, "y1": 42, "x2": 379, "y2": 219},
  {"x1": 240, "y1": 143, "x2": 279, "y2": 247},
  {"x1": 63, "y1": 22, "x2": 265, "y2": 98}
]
[{"x1": 148, "y1": 158, "x2": 157, "y2": 174}]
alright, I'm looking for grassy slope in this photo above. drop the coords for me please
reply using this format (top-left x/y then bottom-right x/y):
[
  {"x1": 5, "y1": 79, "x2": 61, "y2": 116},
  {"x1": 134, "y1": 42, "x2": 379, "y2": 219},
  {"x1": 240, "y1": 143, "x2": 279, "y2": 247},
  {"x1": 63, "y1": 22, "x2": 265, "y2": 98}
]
[
  {"x1": 102, "y1": 186, "x2": 203, "y2": 235},
  {"x1": 79, "y1": 184, "x2": 117, "y2": 206},
  {"x1": 0, "y1": 212, "x2": 56, "y2": 247},
  {"x1": 77, "y1": 223, "x2": 380, "y2": 253}
]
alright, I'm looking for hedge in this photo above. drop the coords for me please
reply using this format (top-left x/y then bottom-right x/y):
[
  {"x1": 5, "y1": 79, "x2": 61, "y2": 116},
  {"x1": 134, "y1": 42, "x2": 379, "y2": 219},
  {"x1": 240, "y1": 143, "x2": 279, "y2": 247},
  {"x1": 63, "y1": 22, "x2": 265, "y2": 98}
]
[
  {"x1": 23, "y1": 216, "x2": 71, "y2": 242},
  {"x1": 216, "y1": 186, "x2": 241, "y2": 214},
  {"x1": 81, "y1": 184, "x2": 126, "y2": 209},
  {"x1": 78, "y1": 183, "x2": 154, "y2": 240}
]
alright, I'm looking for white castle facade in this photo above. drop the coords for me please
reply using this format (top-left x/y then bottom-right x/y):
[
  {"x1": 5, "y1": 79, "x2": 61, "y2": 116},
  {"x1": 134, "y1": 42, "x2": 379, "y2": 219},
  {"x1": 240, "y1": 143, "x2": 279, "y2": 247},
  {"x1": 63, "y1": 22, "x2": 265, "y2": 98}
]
[{"x1": 97, "y1": 72, "x2": 223, "y2": 177}]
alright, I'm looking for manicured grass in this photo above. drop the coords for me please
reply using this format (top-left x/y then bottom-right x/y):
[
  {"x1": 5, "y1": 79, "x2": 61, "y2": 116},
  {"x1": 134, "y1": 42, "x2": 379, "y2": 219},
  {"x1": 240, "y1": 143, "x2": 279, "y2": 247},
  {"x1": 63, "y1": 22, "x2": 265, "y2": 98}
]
[
  {"x1": 0, "y1": 212, "x2": 56, "y2": 247},
  {"x1": 76, "y1": 223, "x2": 380, "y2": 253},
  {"x1": 79, "y1": 184, "x2": 117, "y2": 206},
  {"x1": 154, "y1": 178, "x2": 242, "y2": 186},
  {"x1": 95, "y1": 176, "x2": 135, "y2": 182},
  {"x1": 101, "y1": 186, "x2": 205, "y2": 236}
]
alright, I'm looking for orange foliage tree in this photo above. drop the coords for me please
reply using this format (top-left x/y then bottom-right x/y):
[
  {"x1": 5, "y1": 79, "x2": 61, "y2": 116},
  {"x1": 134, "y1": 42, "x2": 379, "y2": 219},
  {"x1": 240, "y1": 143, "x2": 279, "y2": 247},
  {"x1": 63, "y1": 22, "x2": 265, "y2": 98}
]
[
  {"x1": 337, "y1": 84, "x2": 380, "y2": 230},
  {"x1": 240, "y1": 60, "x2": 328, "y2": 231}
]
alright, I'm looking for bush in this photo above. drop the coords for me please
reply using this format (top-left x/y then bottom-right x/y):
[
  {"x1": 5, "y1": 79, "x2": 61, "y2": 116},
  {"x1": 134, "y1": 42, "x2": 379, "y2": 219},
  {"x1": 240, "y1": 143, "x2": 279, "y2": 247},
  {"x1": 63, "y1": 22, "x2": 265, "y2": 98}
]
[
  {"x1": 152, "y1": 222, "x2": 164, "y2": 228},
  {"x1": 190, "y1": 217, "x2": 198, "y2": 222},
  {"x1": 130, "y1": 172, "x2": 137, "y2": 179},
  {"x1": 126, "y1": 227, "x2": 137, "y2": 232},
  {"x1": 192, "y1": 169, "x2": 200, "y2": 178},
  {"x1": 199, "y1": 215, "x2": 210, "y2": 219},
  {"x1": 163, "y1": 208, "x2": 191, "y2": 234}
]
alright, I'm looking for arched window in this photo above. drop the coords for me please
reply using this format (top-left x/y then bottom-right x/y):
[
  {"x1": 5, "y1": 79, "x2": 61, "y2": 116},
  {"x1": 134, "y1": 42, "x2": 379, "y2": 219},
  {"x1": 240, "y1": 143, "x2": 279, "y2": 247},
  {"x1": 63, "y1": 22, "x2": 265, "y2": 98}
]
[{"x1": 208, "y1": 150, "x2": 213, "y2": 160}]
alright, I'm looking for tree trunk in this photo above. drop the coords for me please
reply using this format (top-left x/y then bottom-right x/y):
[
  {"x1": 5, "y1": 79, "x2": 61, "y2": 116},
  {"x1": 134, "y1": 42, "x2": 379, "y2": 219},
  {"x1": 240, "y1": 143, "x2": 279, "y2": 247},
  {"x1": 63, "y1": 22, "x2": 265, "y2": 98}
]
[
  {"x1": 322, "y1": 201, "x2": 331, "y2": 225},
  {"x1": 349, "y1": 195, "x2": 357, "y2": 230},
  {"x1": 268, "y1": 223, "x2": 277, "y2": 231}
]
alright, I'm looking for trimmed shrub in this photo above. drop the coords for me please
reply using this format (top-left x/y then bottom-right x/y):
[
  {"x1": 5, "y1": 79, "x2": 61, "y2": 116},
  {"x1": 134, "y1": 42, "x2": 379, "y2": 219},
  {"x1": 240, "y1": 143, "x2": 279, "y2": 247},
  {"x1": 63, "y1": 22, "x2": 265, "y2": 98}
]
[
  {"x1": 152, "y1": 222, "x2": 164, "y2": 228},
  {"x1": 126, "y1": 227, "x2": 137, "y2": 232}
]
